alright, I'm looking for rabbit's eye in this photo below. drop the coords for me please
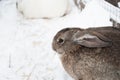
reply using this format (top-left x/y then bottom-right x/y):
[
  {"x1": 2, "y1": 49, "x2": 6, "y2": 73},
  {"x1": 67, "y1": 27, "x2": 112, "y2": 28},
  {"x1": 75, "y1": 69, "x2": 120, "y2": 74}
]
[{"x1": 57, "y1": 38, "x2": 64, "y2": 44}]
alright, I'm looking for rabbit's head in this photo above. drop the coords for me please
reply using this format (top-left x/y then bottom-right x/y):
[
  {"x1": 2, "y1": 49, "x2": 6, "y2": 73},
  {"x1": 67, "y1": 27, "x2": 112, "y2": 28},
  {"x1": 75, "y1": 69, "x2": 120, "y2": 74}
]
[{"x1": 52, "y1": 28, "x2": 112, "y2": 54}]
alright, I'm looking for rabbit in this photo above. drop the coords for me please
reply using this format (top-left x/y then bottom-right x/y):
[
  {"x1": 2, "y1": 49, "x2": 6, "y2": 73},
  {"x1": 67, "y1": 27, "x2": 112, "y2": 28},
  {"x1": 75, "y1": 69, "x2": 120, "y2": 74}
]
[
  {"x1": 16, "y1": 0, "x2": 71, "y2": 19},
  {"x1": 52, "y1": 27, "x2": 120, "y2": 80}
]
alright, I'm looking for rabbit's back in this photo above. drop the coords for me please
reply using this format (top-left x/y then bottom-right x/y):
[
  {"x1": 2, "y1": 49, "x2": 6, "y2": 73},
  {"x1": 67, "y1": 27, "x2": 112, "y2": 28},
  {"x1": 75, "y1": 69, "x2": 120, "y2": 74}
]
[{"x1": 87, "y1": 27, "x2": 120, "y2": 41}]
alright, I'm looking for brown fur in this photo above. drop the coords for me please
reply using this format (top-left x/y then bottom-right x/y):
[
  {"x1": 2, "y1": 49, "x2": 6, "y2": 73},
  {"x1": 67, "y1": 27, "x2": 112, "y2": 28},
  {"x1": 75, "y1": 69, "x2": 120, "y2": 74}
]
[{"x1": 52, "y1": 27, "x2": 120, "y2": 80}]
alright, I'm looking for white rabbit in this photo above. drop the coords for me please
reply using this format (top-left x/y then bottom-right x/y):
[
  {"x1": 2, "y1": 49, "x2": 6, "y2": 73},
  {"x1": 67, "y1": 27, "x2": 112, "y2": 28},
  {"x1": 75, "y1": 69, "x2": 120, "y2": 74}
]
[{"x1": 17, "y1": 0, "x2": 71, "y2": 19}]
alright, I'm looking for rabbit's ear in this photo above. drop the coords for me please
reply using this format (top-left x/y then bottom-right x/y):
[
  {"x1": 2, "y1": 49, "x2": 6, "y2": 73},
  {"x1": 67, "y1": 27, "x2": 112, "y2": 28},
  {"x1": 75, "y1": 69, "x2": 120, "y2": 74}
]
[{"x1": 73, "y1": 34, "x2": 112, "y2": 48}]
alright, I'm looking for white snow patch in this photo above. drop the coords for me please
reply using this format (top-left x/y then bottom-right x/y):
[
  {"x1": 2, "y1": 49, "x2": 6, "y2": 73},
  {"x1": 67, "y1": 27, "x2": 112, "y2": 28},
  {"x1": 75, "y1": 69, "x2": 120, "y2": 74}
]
[{"x1": 118, "y1": 2, "x2": 120, "y2": 7}]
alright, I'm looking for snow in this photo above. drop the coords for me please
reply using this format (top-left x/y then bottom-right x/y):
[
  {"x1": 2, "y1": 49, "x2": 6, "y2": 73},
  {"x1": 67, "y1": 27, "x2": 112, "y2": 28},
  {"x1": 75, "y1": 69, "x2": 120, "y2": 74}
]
[
  {"x1": 118, "y1": 2, "x2": 120, "y2": 7},
  {"x1": 0, "y1": 0, "x2": 112, "y2": 80}
]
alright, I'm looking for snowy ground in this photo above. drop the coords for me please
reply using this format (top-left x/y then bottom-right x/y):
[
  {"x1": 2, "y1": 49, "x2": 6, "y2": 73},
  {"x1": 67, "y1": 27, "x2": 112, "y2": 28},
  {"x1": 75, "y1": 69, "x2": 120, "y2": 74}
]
[{"x1": 0, "y1": 0, "x2": 112, "y2": 80}]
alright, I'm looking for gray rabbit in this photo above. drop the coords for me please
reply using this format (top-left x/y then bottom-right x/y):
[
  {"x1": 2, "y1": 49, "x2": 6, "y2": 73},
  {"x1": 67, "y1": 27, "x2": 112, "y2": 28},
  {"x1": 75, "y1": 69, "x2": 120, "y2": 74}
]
[{"x1": 52, "y1": 27, "x2": 120, "y2": 80}]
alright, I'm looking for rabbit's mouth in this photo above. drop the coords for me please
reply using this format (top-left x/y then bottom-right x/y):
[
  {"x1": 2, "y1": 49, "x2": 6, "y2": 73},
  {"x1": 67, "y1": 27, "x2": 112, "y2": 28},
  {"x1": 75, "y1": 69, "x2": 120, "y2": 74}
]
[{"x1": 56, "y1": 48, "x2": 65, "y2": 54}]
